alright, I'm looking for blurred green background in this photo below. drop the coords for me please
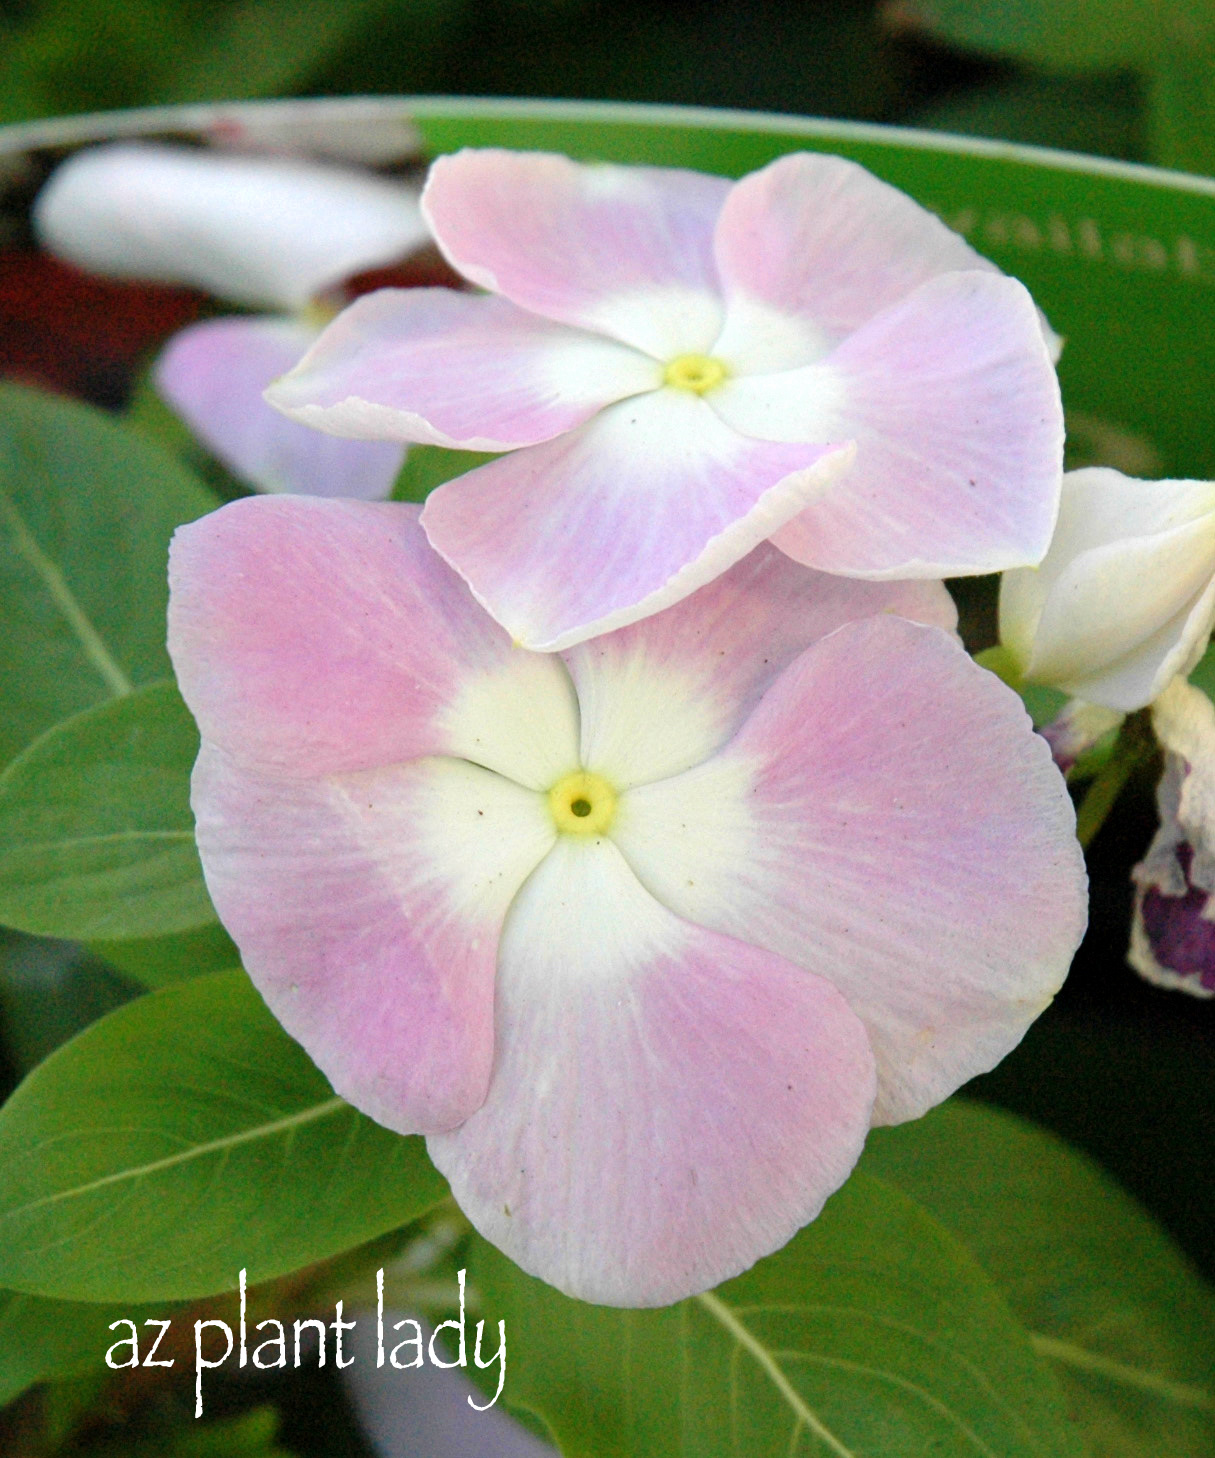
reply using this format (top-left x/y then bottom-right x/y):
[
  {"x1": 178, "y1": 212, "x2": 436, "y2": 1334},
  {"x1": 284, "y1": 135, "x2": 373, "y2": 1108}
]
[{"x1": 1, "y1": 0, "x2": 1213, "y2": 175}]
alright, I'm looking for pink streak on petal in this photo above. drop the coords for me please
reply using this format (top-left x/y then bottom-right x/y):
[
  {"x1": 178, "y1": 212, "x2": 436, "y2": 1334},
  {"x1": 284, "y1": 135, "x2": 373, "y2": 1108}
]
[
  {"x1": 427, "y1": 836, "x2": 875, "y2": 1307},
  {"x1": 420, "y1": 388, "x2": 854, "y2": 651},
  {"x1": 264, "y1": 288, "x2": 659, "y2": 450},
  {"x1": 565, "y1": 542, "x2": 957, "y2": 785},
  {"x1": 168, "y1": 497, "x2": 529, "y2": 777},
  {"x1": 618, "y1": 616, "x2": 1088, "y2": 1126},
  {"x1": 713, "y1": 152, "x2": 996, "y2": 357},
  {"x1": 767, "y1": 271, "x2": 1064, "y2": 578},
  {"x1": 192, "y1": 746, "x2": 553, "y2": 1134},
  {"x1": 421, "y1": 149, "x2": 730, "y2": 357},
  {"x1": 157, "y1": 315, "x2": 405, "y2": 499}
]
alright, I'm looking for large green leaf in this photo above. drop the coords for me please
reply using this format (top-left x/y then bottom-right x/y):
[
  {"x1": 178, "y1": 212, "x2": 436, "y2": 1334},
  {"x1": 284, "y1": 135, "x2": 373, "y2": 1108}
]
[
  {"x1": 0, "y1": 930, "x2": 136, "y2": 1079},
  {"x1": 391, "y1": 444, "x2": 500, "y2": 503},
  {"x1": 866, "y1": 1100, "x2": 1215, "y2": 1456},
  {"x1": 88, "y1": 922, "x2": 240, "y2": 988},
  {"x1": 0, "y1": 682, "x2": 213, "y2": 941},
  {"x1": 0, "y1": 383, "x2": 217, "y2": 767},
  {"x1": 471, "y1": 1171, "x2": 1083, "y2": 1457},
  {"x1": 892, "y1": 0, "x2": 1191, "y2": 71},
  {"x1": 0, "y1": 1288, "x2": 163, "y2": 1408},
  {"x1": 0, "y1": 968, "x2": 447, "y2": 1302}
]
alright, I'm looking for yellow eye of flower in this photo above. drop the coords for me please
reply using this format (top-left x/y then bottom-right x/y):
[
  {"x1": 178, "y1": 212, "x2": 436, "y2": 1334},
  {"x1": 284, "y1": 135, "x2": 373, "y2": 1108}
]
[
  {"x1": 663, "y1": 354, "x2": 729, "y2": 394},
  {"x1": 548, "y1": 771, "x2": 617, "y2": 836}
]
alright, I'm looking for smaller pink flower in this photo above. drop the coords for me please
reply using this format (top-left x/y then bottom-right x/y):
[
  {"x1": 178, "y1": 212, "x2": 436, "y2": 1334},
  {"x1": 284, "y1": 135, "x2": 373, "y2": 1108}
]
[
  {"x1": 34, "y1": 142, "x2": 432, "y2": 499},
  {"x1": 266, "y1": 148, "x2": 1064, "y2": 649},
  {"x1": 168, "y1": 500, "x2": 1086, "y2": 1306}
]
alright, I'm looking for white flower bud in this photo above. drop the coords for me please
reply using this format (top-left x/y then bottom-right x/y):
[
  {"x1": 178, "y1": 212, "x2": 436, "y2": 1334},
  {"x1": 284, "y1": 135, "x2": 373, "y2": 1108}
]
[
  {"x1": 999, "y1": 466, "x2": 1215, "y2": 711},
  {"x1": 33, "y1": 142, "x2": 429, "y2": 312}
]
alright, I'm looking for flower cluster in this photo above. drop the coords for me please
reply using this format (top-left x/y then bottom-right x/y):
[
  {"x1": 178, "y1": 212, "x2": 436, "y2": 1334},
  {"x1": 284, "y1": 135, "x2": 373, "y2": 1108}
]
[{"x1": 42, "y1": 141, "x2": 1104, "y2": 1305}]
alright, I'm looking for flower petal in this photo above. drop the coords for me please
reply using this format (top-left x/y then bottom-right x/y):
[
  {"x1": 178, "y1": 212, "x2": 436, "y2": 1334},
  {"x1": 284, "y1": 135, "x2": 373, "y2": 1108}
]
[
  {"x1": 563, "y1": 542, "x2": 956, "y2": 786},
  {"x1": 1000, "y1": 468, "x2": 1215, "y2": 711},
  {"x1": 157, "y1": 316, "x2": 405, "y2": 499},
  {"x1": 1131, "y1": 681, "x2": 1215, "y2": 997},
  {"x1": 168, "y1": 497, "x2": 579, "y2": 783},
  {"x1": 420, "y1": 389, "x2": 855, "y2": 651},
  {"x1": 34, "y1": 142, "x2": 430, "y2": 311},
  {"x1": 711, "y1": 151, "x2": 997, "y2": 373},
  {"x1": 611, "y1": 616, "x2": 1087, "y2": 1125},
  {"x1": 727, "y1": 271, "x2": 1064, "y2": 578},
  {"x1": 264, "y1": 287, "x2": 659, "y2": 450},
  {"x1": 421, "y1": 148, "x2": 730, "y2": 357},
  {"x1": 427, "y1": 835, "x2": 875, "y2": 1306},
  {"x1": 193, "y1": 745, "x2": 555, "y2": 1132}
]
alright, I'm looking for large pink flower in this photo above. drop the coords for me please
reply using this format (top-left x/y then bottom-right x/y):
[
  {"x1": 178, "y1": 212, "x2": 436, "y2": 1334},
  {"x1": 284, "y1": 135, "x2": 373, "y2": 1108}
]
[
  {"x1": 168, "y1": 498, "x2": 1086, "y2": 1306},
  {"x1": 266, "y1": 149, "x2": 1064, "y2": 649}
]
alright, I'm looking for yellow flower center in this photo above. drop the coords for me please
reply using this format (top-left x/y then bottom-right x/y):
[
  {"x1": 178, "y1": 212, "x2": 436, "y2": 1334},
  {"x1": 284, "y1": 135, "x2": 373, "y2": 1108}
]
[
  {"x1": 663, "y1": 353, "x2": 729, "y2": 394},
  {"x1": 547, "y1": 770, "x2": 617, "y2": 836}
]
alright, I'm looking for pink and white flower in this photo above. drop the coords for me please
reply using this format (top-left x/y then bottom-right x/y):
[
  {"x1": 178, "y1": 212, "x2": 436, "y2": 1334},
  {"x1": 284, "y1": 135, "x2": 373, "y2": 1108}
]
[
  {"x1": 34, "y1": 142, "x2": 432, "y2": 499},
  {"x1": 168, "y1": 498, "x2": 1087, "y2": 1306},
  {"x1": 266, "y1": 147, "x2": 1065, "y2": 649}
]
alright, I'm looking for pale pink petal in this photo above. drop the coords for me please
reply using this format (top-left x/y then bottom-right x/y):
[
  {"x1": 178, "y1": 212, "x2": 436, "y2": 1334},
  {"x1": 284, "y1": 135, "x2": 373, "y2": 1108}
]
[
  {"x1": 34, "y1": 142, "x2": 430, "y2": 311},
  {"x1": 564, "y1": 542, "x2": 956, "y2": 786},
  {"x1": 427, "y1": 836, "x2": 875, "y2": 1307},
  {"x1": 612, "y1": 616, "x2": 1087, "y2": 1125},
  {"x1": 264, "y1": 287, "x2": 659, "y2": 450},
  {"x1": 422, "y1": 149, "x2": 730, "y2": 357},
  {"x1": 420, "y1": 389, "x2": 855, "y2": 651},
  {"x1": 157, "y1": 316, "x2": 405, "y2": 499},
  {"x1": 749, "y1": 271, "x2": 1064, "y2": 577},
  {"x1": 710, "y1": 151, "x2": 998, "y2": 372},
  {"x1": 167, "y1": 497, "x2": 579, "y2": 783},
  {"x1": 193, "y1": 745, "x2": 554, "y2": 1133}
]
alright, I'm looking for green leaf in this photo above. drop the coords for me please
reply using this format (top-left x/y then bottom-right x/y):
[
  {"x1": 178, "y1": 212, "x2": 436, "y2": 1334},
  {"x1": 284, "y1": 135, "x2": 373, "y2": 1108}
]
[
  {"x1": 892, "y1": 0, "x2": 1181, "y2": 72},
  {"x1": 915, "y1": 73, "x2": 1147, "y2": 161},
  {"x1": 0, "y1": 682, "x2": 213, "y2": 941},
  {"x1": 0, "y1": 930, "x2": 137, "y2": 1078},
  {"x1": 0, "y1": 968, "x2": 447, "y2": 1303},
  {"x1": 1187, "y1": 636, "x2": 1215, "y2": 701},
  {"x1": 0, "y1": 383, "x2": 218, "y2": 767},
  {"x1": 866, "y1": 1100, "x2": 1215, "y2": 1456},
  {"x1": 88, "y1": 923, "x2": 240, "y2": 988},
  {"x1": 391, "y1": 444, "x2": 501, "y2": 503},
  {"x1": 471, "y1": 1171, "x2": 1082, "y2": 1457},
  {"x1": 163, "y1": 0, "x2": 398, "y2": 103},
  {"x1": 1149, "y1": 39, "x2": 1215, "y2": 177},
  {"x1": 0, "y1": 1288, "x2": 164, "y2": 1408}
]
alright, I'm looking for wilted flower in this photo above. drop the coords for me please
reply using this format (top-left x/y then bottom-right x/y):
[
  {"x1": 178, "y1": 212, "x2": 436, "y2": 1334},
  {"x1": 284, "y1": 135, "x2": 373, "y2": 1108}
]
[
  {"x1": 168, "y1": 499, "x2": 1086, "y2": 1306},
  {"x1": 34, "y1": 142, "x2": 431, "y2": 499},
  {"x1": 1131, "y1": 678, "x2": 1215, "y2": 997},
  {"x1": 266, "y1": 148, "x2": 1064, "y2": 649},
  {"x1": 1000, "y1": 466, "x2": 1215, "y2": 712},
  {"x1": 1039, "y1": 698, "x2": 1125, "y2": 775}
]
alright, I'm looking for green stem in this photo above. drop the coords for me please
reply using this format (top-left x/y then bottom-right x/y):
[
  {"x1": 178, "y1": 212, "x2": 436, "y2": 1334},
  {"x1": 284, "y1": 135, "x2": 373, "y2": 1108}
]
[{"x1": 1074, "y1": 711, "x2": 1154, "y2": 849}]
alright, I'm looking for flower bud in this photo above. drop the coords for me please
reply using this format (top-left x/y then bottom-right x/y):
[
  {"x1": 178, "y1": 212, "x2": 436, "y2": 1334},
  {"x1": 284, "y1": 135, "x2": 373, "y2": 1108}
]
[{"x1": 1000, "y1": 467, "x2": 1215, "y2": 712}]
